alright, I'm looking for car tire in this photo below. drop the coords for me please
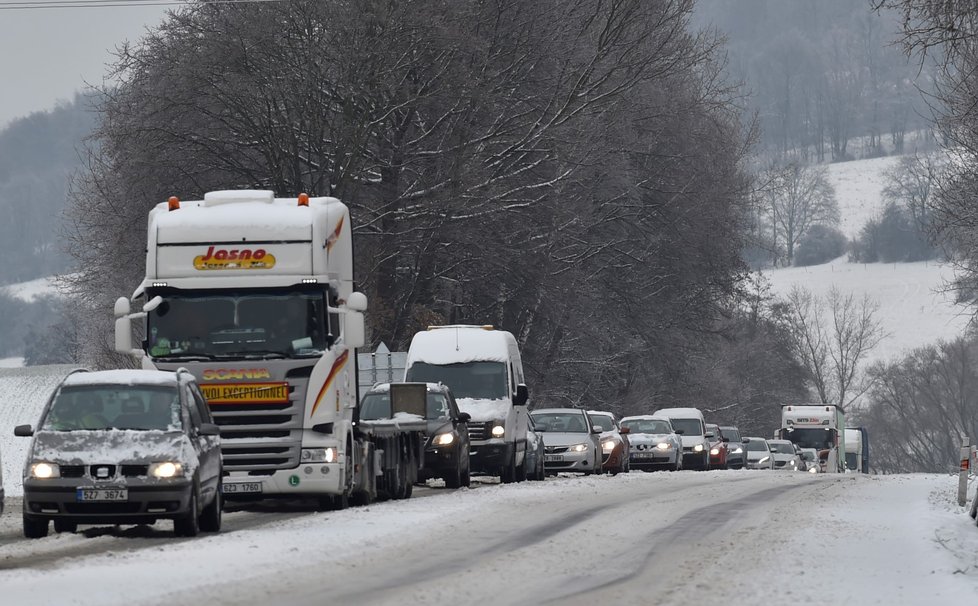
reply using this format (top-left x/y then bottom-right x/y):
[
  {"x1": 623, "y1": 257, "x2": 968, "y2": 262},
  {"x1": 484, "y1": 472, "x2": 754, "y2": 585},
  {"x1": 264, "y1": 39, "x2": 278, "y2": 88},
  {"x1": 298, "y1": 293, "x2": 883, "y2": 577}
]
[
  {"x1": 199, "y1": 485, "x2": 222, "y2": 533},
  {"x1": 174, "y1": 489, "x2": 201, "y2": 537},
  {"x1": 53, "y1": 519, "x2": 77, "y2": 534},
  {"x1": 24, "y1": 516, "x2": 49, "y2": 539},
  {"x1": 445, "y1": 455, "x2": 463, "y2": 489}
]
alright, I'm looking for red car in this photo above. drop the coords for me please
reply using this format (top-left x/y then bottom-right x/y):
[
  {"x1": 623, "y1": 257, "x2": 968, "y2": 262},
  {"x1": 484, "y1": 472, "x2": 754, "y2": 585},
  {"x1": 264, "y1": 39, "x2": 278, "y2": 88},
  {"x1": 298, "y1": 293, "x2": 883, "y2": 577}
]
[
  {"x1": 705, "y1": 423, "x2": 729, "y2": 469},
  {"x1": 587, "y1": 410, "x2": 631, "y2": 475}
]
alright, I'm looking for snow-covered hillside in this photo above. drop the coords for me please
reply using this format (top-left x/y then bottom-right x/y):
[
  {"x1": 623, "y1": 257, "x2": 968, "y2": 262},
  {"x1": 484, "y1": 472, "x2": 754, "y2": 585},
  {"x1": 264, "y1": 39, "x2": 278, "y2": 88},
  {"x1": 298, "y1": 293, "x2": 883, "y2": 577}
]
[{"x1": 765, "y1": 156, "x2": 972, "y2": 368}]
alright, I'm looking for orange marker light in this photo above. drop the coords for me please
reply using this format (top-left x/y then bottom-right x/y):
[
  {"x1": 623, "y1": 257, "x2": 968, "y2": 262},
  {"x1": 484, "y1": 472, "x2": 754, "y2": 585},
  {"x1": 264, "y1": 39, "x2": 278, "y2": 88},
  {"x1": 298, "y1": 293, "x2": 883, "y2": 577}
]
[
  {"x1": 298, "y1": 193, "x2": 309, "y2": 207},
  {"x1": 168, "y1": 196, "x2": 180, "y2": 211}
]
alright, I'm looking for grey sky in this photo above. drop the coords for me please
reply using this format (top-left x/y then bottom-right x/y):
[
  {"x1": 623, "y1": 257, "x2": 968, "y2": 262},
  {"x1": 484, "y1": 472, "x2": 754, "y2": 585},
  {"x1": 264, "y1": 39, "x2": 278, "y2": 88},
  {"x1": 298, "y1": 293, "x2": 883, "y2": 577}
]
[{"x1": 0, "y1": 2, "x2": 170, "y2": 128}]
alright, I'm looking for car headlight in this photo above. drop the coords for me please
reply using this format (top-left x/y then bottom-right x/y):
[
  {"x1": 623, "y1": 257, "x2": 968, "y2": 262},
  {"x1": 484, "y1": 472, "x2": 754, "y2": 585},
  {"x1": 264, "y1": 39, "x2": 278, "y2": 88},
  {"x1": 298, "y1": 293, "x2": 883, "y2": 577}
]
[
  {"x1": 602, "y1": 440, "x2": 616, "y2": 452},
  {"x1": 710, "y1": 447, "x2": 720, "y2": 455},
  {"x1": 569, "y1": 443, "x2": 588, "y2": 452},
  {"x1": 758, "y1": 456, "x2": 770, "y2": 464},
  {"x1": 730, "y1": 447, "x2": 743, "y2": 454},
  {"x1": 693, "y1": 444, "x2": 704, "y2": 452},
  {"x1": 301, "y1": 447, "x2": 338, "y2": 463},
  {"x1": 808, "y1": 466, "x2": 818, "y2": 474},
  {"x1": 148, "y1": 461, "x2": 184, "y2": 478},
  {"x1": 30, "y1": 462, "x2": 60, "y2": 479},
  {"x1": 789, "y1": 460, "x2": 797, "y2": 466},
  {"x1": 491, "y1": 422, "x2": 505, "y2": 438},
  {"x1": 656, "y1": 442, "x2": 672, "y2": 450},
  {"x1": 433, "y1": 432, "x2": 455, "y2": 446}
]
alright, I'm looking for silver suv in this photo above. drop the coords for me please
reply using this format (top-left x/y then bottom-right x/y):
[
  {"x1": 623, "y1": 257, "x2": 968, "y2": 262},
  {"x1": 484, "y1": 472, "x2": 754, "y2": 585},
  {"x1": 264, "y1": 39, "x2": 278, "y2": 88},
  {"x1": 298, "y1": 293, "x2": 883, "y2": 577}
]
[{"x1": 15, "y1": 368, "x2": 222, "y2": 538}]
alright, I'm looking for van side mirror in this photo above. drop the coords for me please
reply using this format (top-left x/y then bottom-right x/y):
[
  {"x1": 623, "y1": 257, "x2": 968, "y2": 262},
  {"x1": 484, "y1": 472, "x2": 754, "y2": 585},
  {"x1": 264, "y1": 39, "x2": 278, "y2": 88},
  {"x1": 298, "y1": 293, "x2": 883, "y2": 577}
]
[
  {"x1": 514, "y1": 384, "x2": 528, "y2": 407},
  {"x1": 14, "y1": 424, "x2": 34, "y2": 437}
]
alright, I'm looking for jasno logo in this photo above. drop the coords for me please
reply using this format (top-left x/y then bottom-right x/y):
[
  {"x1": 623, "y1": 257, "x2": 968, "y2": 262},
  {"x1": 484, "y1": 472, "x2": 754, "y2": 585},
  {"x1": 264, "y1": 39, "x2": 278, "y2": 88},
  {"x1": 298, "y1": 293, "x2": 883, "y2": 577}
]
[{"x1": 193, "y1": 246, "x2": 276, "y2": 270}]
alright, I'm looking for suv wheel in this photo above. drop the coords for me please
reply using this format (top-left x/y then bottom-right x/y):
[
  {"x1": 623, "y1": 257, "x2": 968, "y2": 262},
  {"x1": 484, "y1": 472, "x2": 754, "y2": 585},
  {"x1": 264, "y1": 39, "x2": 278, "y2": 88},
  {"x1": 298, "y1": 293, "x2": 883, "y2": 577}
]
[
  {"x1": 24, "y1": 515, "x2": 49, "y2": 539},
  {"x1": 174, "y1": 489, "x2": 200, "y2": 537},
  {"x1": 54, "y1": 519, "x2": 77, "y2": 534},
  {"x1": 199, "y1": 485, "x2": 222, "y2": 533}
]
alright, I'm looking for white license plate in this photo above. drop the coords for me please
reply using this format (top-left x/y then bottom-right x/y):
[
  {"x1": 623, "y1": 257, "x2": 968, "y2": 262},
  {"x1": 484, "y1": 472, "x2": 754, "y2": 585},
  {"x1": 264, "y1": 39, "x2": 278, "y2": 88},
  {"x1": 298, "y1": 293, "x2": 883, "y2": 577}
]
[
  {"x1": 76, "y1": 488, "x2": 127, "y2": 502},
  {"x1": 223, "y1": 482, "x2": 263, "y2": 494},
  {"x1": 632, "y1": 452, "x2": 656, "y2": 459},
  {"x1": 545, "y1": 455, "x2": 564, "y2": 462}
]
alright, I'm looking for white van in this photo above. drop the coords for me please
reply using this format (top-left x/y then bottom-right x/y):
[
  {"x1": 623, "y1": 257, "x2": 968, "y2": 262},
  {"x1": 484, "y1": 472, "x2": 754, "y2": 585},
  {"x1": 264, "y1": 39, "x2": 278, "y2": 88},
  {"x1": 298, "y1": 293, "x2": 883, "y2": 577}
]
[
  {"x1": 653, "y1": 407, "x2": 711, "y2": 470},
  {"x1": 404, "y1": 325, "x2": 530, "y2": 483}
]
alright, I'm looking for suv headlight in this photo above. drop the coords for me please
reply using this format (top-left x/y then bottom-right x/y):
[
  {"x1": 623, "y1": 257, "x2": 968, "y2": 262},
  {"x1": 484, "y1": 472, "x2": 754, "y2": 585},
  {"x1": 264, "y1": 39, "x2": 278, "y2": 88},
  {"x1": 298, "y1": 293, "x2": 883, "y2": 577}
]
[
  {"x1": 301, "y1": 447, "x2": 338, "y2": 463},
  {"x1": 569, "y1": 443, "x2": 588, "y2": 452},
  {"x1": 433, "y1": 432, "x2": 455, "y2": 446},
  {"x1": 490, "y1": 421, "x2": 505, "y2": 438},
  {"x1": 30, "y1": 462, "x2": 60, "y2": 479},
  {"x1": 149, "y1": 462, "x2": 184, "y2": 478}
]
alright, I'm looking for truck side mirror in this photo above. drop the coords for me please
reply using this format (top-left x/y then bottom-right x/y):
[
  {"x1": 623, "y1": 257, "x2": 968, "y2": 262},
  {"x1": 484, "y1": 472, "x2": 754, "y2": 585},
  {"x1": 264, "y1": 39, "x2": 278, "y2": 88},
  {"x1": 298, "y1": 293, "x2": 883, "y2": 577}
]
[
  {"x1": 343, "y1": 311, "x2": 366, "y2": 348},
  {"x1": 14, "y1": 424, "x2": 33, "y2": 437},
  {"x1": 514, "y1": 384, "x2": 528, "y2": 407}
]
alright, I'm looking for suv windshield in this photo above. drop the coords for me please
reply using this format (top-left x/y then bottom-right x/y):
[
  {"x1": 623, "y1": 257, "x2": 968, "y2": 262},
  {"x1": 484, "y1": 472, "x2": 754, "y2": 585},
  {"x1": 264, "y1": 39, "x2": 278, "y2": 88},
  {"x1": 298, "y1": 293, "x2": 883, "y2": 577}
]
[
  {"x1": 405, "y1": 362, "x2": 507, "y2": 400},
  {"x1": 42, "y1": 385, "x2": 181, "y2": 431},
  {"x1": 360, "y1": 392, "x2": 452, "y2": 420}
]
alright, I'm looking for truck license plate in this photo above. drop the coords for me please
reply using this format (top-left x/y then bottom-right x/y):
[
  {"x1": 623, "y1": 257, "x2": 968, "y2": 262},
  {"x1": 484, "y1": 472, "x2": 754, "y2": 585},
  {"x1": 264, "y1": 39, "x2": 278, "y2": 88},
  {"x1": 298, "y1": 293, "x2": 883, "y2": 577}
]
[
  {"x1": 76, "y1": 488, "x2": 128, "y2": 501},
  {"x1": 222, "y1": 482, "x2": 263, "y2": 494}
]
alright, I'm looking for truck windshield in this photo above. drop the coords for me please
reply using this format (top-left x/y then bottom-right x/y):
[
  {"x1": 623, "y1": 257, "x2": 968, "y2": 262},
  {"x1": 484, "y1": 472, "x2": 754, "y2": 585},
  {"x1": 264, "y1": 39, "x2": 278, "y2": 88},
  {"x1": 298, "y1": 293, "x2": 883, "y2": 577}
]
[
  {"x1": 785, "y1": 428, "x2": 836, "y2": 450},
  {"x1": 146, "y1": 288, "x2": 333, "y2": 359},
  {"x1": 405, "y1": 362, "x2": 508, "y2": 400}
]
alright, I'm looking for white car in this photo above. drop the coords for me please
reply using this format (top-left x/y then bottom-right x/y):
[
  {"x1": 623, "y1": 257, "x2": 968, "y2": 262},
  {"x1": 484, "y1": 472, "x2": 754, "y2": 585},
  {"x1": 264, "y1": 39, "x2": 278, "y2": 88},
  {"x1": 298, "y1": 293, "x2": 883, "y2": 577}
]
[
  {"x1": 620, "y1": 415, "x2": 683, "y2": 471},
  {"x1": 744, "y1": 437, "x2": 774, "y2": 469},
  {"x1": 767, "y1": 439, "x2": 803, "y2": 471}
]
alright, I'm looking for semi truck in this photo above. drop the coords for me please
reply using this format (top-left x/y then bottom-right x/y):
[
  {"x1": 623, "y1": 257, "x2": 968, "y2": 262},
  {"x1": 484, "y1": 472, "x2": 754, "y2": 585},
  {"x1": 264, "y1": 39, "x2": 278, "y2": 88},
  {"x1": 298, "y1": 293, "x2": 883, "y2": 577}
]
[
  {"x1": 114, "y1": 189, "x2": 423, "y2": 508},
  {"x1": 779, "y1": 404, "x2": 846, "y2": 473},
  {"x1": 844, "y1": 426, "x2": 870, "y2": 473}
]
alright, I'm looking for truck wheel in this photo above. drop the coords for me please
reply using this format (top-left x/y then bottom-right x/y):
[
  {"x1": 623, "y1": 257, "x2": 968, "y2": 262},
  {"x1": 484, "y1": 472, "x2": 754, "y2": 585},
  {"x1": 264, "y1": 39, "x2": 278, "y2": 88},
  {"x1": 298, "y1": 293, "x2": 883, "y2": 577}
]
[{"x1": 24, "y1": 516, "x2": 49, "y2": 539}]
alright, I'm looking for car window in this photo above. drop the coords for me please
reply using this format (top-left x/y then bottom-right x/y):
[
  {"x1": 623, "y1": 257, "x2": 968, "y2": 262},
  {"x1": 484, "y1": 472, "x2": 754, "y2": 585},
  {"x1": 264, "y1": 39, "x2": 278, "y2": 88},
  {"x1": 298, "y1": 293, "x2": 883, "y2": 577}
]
[
  {"x1": 41, "y1": 384, "x2": 181, "y2": 431},
  {"x1": 588, "y1": 414, "x2": 615, "y2": 432},
  {"x1": 721, "y1": 427, "x2": 742, "y2": 441},
  {"x1": 746, "y1": 440, "x2": 768, "y2": 452},
  {"x1": 622, "y1": 419, "x2": 672, "y2": 434},
  {"x1": 427, "y1": 393, "x2": 451, "y2": 420},
  {"x1": 360, "y1": 393, "x2": 392, "y2": 420},
  {"x1": 530, "y1": 412, "x2": 588, "y2": 433}
]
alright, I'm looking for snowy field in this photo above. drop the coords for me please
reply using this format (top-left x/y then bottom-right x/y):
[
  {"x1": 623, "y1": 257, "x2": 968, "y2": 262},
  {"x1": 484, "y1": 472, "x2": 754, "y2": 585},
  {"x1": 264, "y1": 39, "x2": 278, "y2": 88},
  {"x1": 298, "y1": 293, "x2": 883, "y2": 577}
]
[{"x1": 764, "y1": 155, "x2": 972, "y2": 368}]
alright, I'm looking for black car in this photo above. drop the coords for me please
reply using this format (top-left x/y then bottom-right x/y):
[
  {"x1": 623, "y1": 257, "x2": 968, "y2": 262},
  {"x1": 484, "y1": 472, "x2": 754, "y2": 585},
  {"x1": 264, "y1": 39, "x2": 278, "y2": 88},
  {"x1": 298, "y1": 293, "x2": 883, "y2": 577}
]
[
  {"x1": 360, "y1": 382, "x2": 472, "y2": 488},
  {"x1": 719, "y1": 425, "x2": 746, "y2": 469},
  {"x1": 15, "y1": 368, "x2": 223, "y2": 538}
]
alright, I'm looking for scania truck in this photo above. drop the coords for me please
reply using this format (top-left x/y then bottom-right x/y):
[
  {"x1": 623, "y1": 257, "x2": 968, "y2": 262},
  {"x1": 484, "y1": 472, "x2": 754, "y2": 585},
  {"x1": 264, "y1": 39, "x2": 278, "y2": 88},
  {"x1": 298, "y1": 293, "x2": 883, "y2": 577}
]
[
  {"x1": 115, "y1": 190, "x2": 423, "y2": 508},
  {"x1": 779, "y1": 404, "x2": 846, "y2": 473}
]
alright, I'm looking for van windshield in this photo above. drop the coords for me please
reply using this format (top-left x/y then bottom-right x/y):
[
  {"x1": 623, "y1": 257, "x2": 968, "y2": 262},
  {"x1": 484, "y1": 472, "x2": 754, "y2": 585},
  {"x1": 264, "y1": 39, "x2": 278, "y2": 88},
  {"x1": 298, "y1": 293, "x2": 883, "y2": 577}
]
[
  {"x1": 405, "y1": 362, "x2": 507, "y2": 400},
  {"x1": 669, "y1": 418, "x2": 703, "y2": 436}
]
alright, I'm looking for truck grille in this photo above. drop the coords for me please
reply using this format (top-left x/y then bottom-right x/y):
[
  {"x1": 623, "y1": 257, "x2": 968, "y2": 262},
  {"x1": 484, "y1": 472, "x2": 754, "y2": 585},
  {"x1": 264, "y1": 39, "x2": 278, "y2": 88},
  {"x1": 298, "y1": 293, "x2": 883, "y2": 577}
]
[
  {"x1": 468, "y1": 421, "x2": 490, "y2": 441},
  {"x1": 208, "y1": 380, "x2": 305, "y2": 472}
]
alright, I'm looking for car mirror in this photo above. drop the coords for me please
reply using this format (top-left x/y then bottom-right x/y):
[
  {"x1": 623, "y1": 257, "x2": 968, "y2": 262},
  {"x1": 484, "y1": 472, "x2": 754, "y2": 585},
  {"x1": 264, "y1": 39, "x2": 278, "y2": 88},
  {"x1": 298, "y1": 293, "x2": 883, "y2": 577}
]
[
  {"x1": 457, "y1": 412, "x2": 471, "y2": 423},
  {"x1": 619, "y1": 426, "x2": 630, "y2": 435},
  {"x1": 199, "y1": 422, "x2": 221, "y2": 436},
  {"x1": 674, "y1": 429, "x2": 685, "y2": 435},
  {"x1": 14, "y1": 424, "x2": 33, "y2": 437},
  {"x1": 592, "y1": 427, "x2": 602, "y2": 434}
]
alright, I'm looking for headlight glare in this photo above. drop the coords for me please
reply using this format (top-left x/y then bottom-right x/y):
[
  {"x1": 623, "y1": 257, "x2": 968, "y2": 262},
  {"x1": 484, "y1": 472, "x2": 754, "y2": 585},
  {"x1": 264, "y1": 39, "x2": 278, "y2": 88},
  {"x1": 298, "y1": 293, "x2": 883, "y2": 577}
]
[
  {"x1": 149, "y1": 461, "x2": 183, "y2": 478},
  {"x1": 602, "y1": 440, "x2": 616, "y2": 452},
  {"x1": 301, "y1": 448, "x2": 338, "y2": 463},
  {"x1": 31, "y1": 462, "x2": 60, "y2": 479},
  {"x1": 710, "y1": 447, "x2": 720, "y2": 455},
  {"x1": 433, "y1": 433, "x2": 455, "y2": 446},
  {"x1": 693, "y1": 444, "x2": 704, "y2": 452},
  {"x1": 570, "y1": 443, "x2": 588, "y2": 452},
  {"x1": 491, "y1": 423, "x2": 505, "y2": 438},
  {"x1": 656, "y1": 442, "x2": 672, "y2": 450},
  {"x1": 808, "y1": 467, "x2": 818, "y2": 474}
]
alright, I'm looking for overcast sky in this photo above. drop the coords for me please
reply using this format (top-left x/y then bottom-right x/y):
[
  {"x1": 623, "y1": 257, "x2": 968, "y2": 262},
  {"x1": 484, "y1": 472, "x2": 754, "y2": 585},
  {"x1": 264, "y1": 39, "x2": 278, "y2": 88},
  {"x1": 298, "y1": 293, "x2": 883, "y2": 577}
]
[{"x1": 0, "y1": 1, "x2": 171, "y2": 128}]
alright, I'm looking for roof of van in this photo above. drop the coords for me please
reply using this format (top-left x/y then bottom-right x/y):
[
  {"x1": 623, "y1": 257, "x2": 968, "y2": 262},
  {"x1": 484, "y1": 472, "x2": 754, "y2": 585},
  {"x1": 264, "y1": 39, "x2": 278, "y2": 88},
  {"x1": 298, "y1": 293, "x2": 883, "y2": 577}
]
[
  {"x1": 653, "y1": 407, "x2": 705, "y2": 419},
  {"x1": 406, "y1": 325, "x2": 516, "y2": 365}
]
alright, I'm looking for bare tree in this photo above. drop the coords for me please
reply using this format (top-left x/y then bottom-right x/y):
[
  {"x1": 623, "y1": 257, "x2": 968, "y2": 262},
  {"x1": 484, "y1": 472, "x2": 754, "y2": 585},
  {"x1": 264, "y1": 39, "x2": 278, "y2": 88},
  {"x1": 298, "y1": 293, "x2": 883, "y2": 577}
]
[
  {"x1": 784, "y1": 285, "x2": 885, "y2": 408},
  {"x1": 763, "y1": 161, "x2": 839, "y2": 266}
]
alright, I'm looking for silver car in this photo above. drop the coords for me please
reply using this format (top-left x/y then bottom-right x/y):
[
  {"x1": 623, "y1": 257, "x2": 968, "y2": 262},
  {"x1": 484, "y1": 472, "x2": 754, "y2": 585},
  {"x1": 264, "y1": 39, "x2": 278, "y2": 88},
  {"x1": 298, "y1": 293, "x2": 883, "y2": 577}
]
[
  {"x1": 744, "y1": 437, "x2": 775, "y2": 470},
  {"x1": 620, "y1": 415, "x2": 683, "y2": 471},
  {"x1": 530, "y1": 408, "x2": 602, "y2": 475},
  {"x1": 767, "y1": 439, "x2": 803, "y2": 471}
]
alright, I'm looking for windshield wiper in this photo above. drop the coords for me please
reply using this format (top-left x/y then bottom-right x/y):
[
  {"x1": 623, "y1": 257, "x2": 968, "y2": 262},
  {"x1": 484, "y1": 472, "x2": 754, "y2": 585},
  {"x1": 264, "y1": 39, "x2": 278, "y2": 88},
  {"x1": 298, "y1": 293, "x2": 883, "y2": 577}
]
[
  {"x1": 233, "y1": 350, "x2": 289, "y2": 360},
  {"x1": 153, "y1": 353, "x2": 218, "y2": 361}
]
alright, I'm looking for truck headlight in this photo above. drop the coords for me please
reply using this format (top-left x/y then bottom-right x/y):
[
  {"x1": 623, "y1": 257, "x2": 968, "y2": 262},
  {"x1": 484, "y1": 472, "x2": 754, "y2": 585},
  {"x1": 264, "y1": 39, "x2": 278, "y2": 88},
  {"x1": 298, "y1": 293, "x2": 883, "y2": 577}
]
[
  {"x1": 569, "y1": 443, "x2": 588, "y2": 452},
  {"x1": 602, "y1": 440, "x2": 616, "y2": 452},
  {"x1": 491, "y1": 422, "x2": 505, "y2": 438},
  {"x1": 301, "y1": 448, "x2": 338, "y2": 463},
  {"x1": 149, "y1": 462, "x2": 184, "y2": 478},
  {"x1": 31, "y1": 462, "x2": 60, "y2": 479},
  {"x1": 433, "y1": 433, "x2": 455, "y2": 446}
]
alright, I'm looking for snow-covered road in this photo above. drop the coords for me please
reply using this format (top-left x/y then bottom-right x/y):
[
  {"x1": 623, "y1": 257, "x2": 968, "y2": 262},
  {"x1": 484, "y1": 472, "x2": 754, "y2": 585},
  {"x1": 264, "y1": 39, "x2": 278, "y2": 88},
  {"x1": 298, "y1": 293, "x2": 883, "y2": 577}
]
[{"x1": 1, "y1": 470, "x2": 977, "y2": 605}]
